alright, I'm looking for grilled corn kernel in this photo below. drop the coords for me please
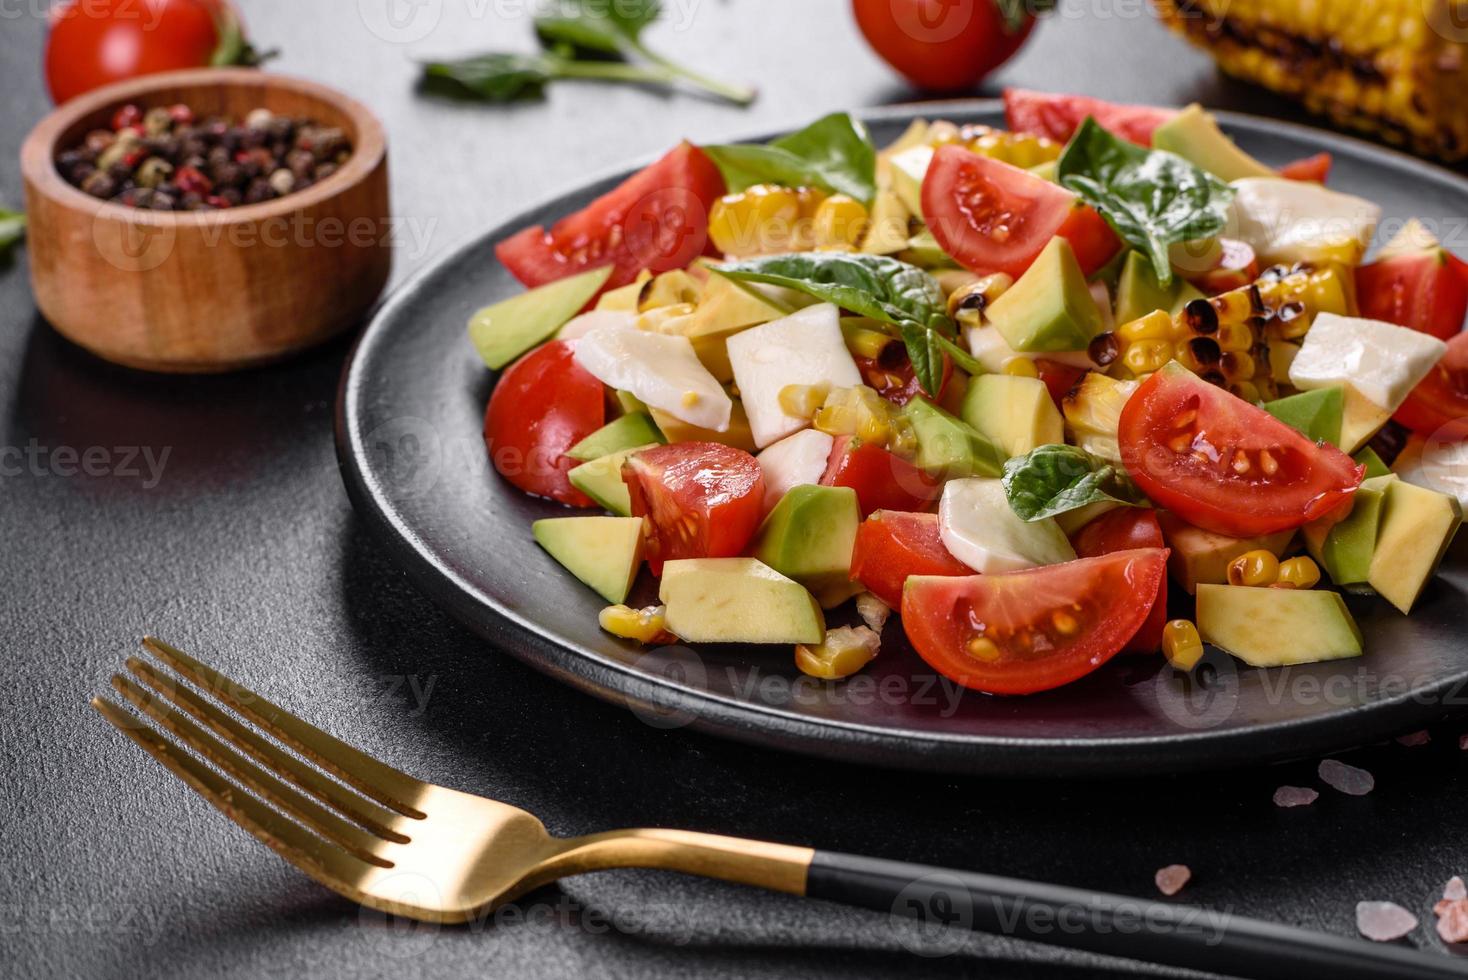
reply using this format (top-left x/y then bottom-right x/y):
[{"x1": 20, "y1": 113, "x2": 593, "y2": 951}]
[
  {"x1": 813, "y1": 195, "x2": 871, "y2": 250},
  {"x1": 813, "y1": 385, "x2": 894, "y2": 444},
  {"x1": 792, "y1": 186, "x2": 829, "y2": 251},
  {"x1": 947, "y1": 272, "x2": 1013, "y2": 324},
  {"x1": 1117, "y1": 310, "x2": 1174, "y2": 343},
  {"x1": 778, "y1": 383, "x2": 830, "y2": 419},
  {"x1": 957, "y1": 124, "x2": 1062, "y2": 168},
  {"x1": 1123, "y1": 339, "x2": 1173, "y2": 375},
  {"x1": 638, "y1": 269, "x2": 702, "y2": 312},
  {"x1": 1003, "y1": 357, "x2": 1040, "y2": 378},
  {"x1": 707, "y1": 184, "x2": 801, "y2": 257},
  {"x1": 855, "y1": 592, "x2": 892, "y2": 633},
  {"x1": 1162, "y1": 619, "x2": 1204, "y2": 670},
  {"x1": 1227, "y1": 549, "x2": 1281, "y2": 587},
  {"x1": 635, "y1": 303, "x2": 697, "y2": 334},
  {"x1": 840, "y1": 318, "x2": 895, "y2": 360},
  {"x1": 795, "y1": 625, "x2": 881, "y2": 680},
  {"x1": 1274, "y1": 556, "x2": 1322, "y2": 590},
  {"x1": 598, "y1": 604, "x2": 674, "y2": 644}
]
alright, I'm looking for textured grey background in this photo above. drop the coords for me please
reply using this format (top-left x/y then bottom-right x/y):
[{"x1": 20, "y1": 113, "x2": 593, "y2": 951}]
[{"x1": 2, "y1": 1, "x2": 1466, "y2": 978}]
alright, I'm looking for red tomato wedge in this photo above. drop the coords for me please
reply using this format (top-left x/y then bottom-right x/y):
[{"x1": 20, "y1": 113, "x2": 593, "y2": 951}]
[
  {"x1": 1002, "y1": 89, "x2": 1176, "y2": 147},
  {"x1": 1069, "y1": 509, "x2": 1167, "y2": 654},
  {"x1": 496, "y1": 142, "x2": 725, "y2": 292},
  {"x1": 821, "y1": 436, "x2": 942, "y2": 517},
  {"x1": 484, "y1": 340, "x2": 604, "y2": 507},
  {"x1": 1035, "y1": 359, "x2": 1087, "y2": 408},
  {"x1": 623, "y1": 442, "x2": 764, "y2": 575},
  {"x1": 850, "y1": 511, "x2": 969, "y2": 608},
  {"x1": 1278, "y1": 152, "x2": 1333, "y2": 183},
  {"x1": 1356, "y1": 248, "x2": 1468, "y2": 342},
  {"x1": 854, "y1": 346, "x2": 952, "y2": 404},
  {"x1": 1118, "y1": 365, "x2": 1363, "y2": 536},
  {"x1": 1394, "y1": 331, "x2": 1468, "y2": 440},
  {"x1": 923, "y1": 146, "x2": 1119, "y2": 279},
  {"x1": 903, "y1": 548, "x2": 1170, "y2": 695},
  {"x1": 1185, "y1": 238, "x2": 1259, "y2": 295}
]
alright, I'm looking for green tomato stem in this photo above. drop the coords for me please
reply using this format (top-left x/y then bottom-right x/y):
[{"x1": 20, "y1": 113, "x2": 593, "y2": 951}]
[{"x1": 630, "y1": 42, "x2": 756, "y2": 105}]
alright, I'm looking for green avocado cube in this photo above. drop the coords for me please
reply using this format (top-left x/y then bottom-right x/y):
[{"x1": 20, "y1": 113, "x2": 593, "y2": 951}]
[
  {"x1": 1263, "y1": 386, "x2": 1344, "y2": 446},
  {"x1": 1197, "y1": 584, "x2": 1363, "y2": 667},
  {"x1": 567, "y1": 444, "x2": 657, "y2": 516},
  {"x1": 567, "y1": 412, "x2": 664, "y2": 461},
  {"x1": 1368, "y1": 479, "x2": 1463, "y2": 613},
  {"x1": 1353, "y1": 446, "x2": 1392, "y2": 479},
  {"x1": 751, "y1": 485, "x2": 861, "y2": 608},
  {"x1": 961, "y1": 374, "x2": 1064, "y2": 459},
  {"x1": 985, "y1": 237, "x2": 1103, "y2": 353},
  {"x1": 1115, "y1": 251, "x2": 1177, "y2": 324},
  {"x1": 1302, "y1": 475, "x2": 1394, "y2": 586},
  {"x1": 659, "y1": 558, "x2": 825, "y2": 644},
  {"x1": 901, "y1": 397, "x2": 1005, "y2": 480},
  {"x1": 1152, "y1": 104, "x2": 1275, "y2": 182},
  {"x1": 468, "y1": 265, "x2": 612, "y2": 370},
  {"x1": 533, "y1": 516, "x2": 645, "y2": 604}
]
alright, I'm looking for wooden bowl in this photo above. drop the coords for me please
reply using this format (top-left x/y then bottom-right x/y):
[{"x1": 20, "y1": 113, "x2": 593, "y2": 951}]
[{"x1": 20, "y1": 68, "x2": 391, "y2": 373}]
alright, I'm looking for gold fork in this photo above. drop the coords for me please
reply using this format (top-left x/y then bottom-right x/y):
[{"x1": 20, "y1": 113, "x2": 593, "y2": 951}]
[{"x1": 94, "y1": 638, "x2": 1462, "y2": 980}]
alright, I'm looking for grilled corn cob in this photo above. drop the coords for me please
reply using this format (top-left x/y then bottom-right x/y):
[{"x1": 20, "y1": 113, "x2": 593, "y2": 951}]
[
  {"x1": 1091, "y1": 262, "x2": 1356, "y2": 401},
  {"x1": 1153, "y1": 0, "x2": 1468, "y2": 161}
]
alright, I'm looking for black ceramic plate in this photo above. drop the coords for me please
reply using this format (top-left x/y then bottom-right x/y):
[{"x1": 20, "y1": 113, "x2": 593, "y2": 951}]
[{"x1": 337, "y1": 102, "x2": 1468, "y2": 776}]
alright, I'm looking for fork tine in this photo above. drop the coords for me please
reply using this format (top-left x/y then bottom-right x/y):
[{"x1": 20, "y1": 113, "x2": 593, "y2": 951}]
[
  {"x1": 91, "y1": 696, "x2": 378, "y2": 894},
  {"x1": 113, "y1": 675, "x2": 396, "y2": 867},
  {"x1": 126, "y1": 657, "x2": 408, "y2": 842},
  {"x1": 140, "y1": 637, "x2": 426, "y2": 819}
]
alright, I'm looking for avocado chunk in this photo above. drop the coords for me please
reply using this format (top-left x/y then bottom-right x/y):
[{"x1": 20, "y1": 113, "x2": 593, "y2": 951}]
[
  {"x1": 1263, "y1": 386, "x2": 1344, "y2": 446},
  {"x1": 900, "y1": 228, "x2": 957, "y2": 269},
  {"x1": 567, "y1": 412, "x2": 664, "y2": 462},
  {"x1": 648, "y1": 401, "x2": 757, "y2": 452},
  {"x1": 595, "y1": 271, "x2": 651, "y2": 312},
  {"x1": 901, "y1": 397, "x2": 1006, "y2": 479},
  {"x1": 1302, "y1": 475, "x2": 1395, "y2": 586},
  {"x1": 1338, "y1": 385, "x2": 1394, "y2": 454},
  {"x1": 961, "y1": 375, "x2": 1064, "y2": 459},
  {"x1": 469, "y1": 265, "x2": 613, "y2": 370},
  {"x1": 659, "y1": 558, "x2": 826, "y2": 644},
  {"x1": 1115, "y1": 252, "x2": 1177, "y2": 323},
  {"x1": 567, "y1": 444, "x2": 657, "y2": 516},
  {"x1": 533, "y1": 516, "x2": 645, "y2": 604},
  {"x1": 985, "y1": 237, "x2": 1104, "y2": 353},
  {"x1": 1354, "y1": 446, "x2": 1392, "y2": 479},
  {"x1": 889, "y1": 144, "x2": 933, "y2": 217},
  {"x1": 1151, "y1": 104, "x2": 1275, "y2": 182},
  {"x1": 1367, "y1": 479, "x2": 1463, "y2": 613},
  {"x1": 1157, "y1": 512, "x2": 1296, "y2": 594},
  {"x1": 751, "y1": 485, "x2": 861, "y2": 608},
  {"x1": 1196, "y1": 584, "x2": 1363, "y2": 667},
  {"x1": 615, "y1": 390, "x2": 648, "y2": 415},
  {"x1": 861, "y1": 189, "x2": 912, "y2": 255}
]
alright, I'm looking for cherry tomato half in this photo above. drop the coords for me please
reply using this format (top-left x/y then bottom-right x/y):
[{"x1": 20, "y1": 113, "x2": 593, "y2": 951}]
[
  {"x1": 903, "y1": 548, "x2": 1170, "y2": 695},
  {"x1": 46, "y1": 0, "x2": 249, "y2": 105},
  {"x1": 623, "y1": 442, "x2": 764, "y2": 575},
  {"x1": 821, "y1": 435, "x2": 942, "y2": 517},
  {"x1": 1394, "y1": 331, "x2": 1468, "y2": 441},
  {"x1": 852, "y1": 0, "x2": 1037, "y2": 93},
  {"x1": 484, "y1": 340, "x2": 604, "y2": 507},
  {"x1": 496, "y1": 142, "x2": 725, "y2": 294},
  {"x1": 923, "y1": 146, "x2": 1118, "y2": 279},
  {"x1": 1069, "y1": 508, "x2": 1167, "y2": 654},
  {"x1": 850, "y1": 510, "x2": 970, "y2": 608},
  {"x1": 1002, "y1": 88, "x2": 1176, "y2": 147},
  {"x1": 1118, "y1": 365, "x2": 1363, "y2": 537},
  {"x1": 1356, "y1": 247, "x2": 1468, "y2": 342},
  {"x1": 1278, "y1": 152, "x2": 1333, "y2": 183}
]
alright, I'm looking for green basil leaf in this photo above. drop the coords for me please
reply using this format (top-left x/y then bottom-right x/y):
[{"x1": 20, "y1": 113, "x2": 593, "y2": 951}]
[
  {"x1": 1057, "y1": 117, "x2": 1233, "y2": 289},
  {"x1": 420, "y1": 53, "x2": 555, "y2": 102},
  {"x1": 1002, "y1": 443, "x2": 1148, "y2": 522},
  {"x1": 898, "y1": 321, "x2": 946, "y2": 398},
  {"x1": 704, "y1": 112, "x2": 876, "y2": 203},
  {"x1": 0, "y1": 208, "x2": 24, "y2": 256}
]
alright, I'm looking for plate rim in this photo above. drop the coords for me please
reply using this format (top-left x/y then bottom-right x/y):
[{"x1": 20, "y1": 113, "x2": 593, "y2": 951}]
[{"x1": 336, "y1": 99, "x2": 1468, "y2": 776}]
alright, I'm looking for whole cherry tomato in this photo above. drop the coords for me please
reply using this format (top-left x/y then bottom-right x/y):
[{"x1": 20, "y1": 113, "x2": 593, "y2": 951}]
[
  {"x1": 852, "y1": 0, "x2": 1040, "y2": 92},
  {"x1": 46, "y1": 0, "x2": 263, "y2": 105}
]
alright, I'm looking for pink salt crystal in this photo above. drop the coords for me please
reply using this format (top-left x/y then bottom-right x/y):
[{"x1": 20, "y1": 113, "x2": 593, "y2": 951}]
[
  {"x1": 1395, "y1": 730, "x2": 1431, "y2": 747},
  {"x1": 1273, "y1": 785, "x2": 1319, "y2": 808},
  {"x1": 1318, "y1": 758, "x2": 1375, "y2": 796},
  {"x1": 1155, "y1": 864, "x2": 1191, "y2": 896},
  {"x1": 1435, "y1": 899, "x2": 1468, "y2": 944},
  {"x1": 1356, "y1": 901, "x2": 1418, "y2": 942},
  {"x1": 1459, "y1": 733, "x2": 1468, "y2": 751},
  {"x1": 1445, "y1": 877, "x2": 1467, "y2": 902}
]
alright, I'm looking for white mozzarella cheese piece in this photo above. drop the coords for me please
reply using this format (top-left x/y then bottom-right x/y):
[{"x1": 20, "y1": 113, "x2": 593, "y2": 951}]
[
  {"x1": 557, "y1": 309, "x2": 635, "y2": 340},
  {"x1": 755, "y1": 429, "x2": 835, "y2": 512},
  {"x1": 1288, "y1": 312, "x2": 1446, "y2": 411},
  {"x1": 1228, "y1": 178, "x2": 1381, "y2": 265},
  {"x1": 1393, "y1": 436, "x2": 1468, "y2": 512},
  {"x1": 726, "y1": 303, "x2": 863, "y2": 448},
  {"x1": 573, "y1": 324, "x2": 732, "y2": 431},
  {"x1": 938, "y1": 478, "x2": 1076, "y2": 575},
  {"x1": 967, "y1": 323, "x2": 1097, "y2": 374}
]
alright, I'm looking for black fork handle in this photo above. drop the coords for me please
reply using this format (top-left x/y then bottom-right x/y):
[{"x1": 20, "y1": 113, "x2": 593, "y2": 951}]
[{"x1": 806, "y1": 851, "x2": 1465, "y2": 980}]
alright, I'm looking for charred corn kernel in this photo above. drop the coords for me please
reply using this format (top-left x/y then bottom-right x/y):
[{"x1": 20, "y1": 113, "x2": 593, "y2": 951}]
[
  {"x1": 855, "y1": 592, "x2": 892, "y2": 633},
  {"x1": 840, "y1": 318, "x2": 895, "y2": 360},
  {"x1": 1217, "y1": 321, "x2": 1253, "y2": 352},
  {"x1": 814, "y1": 195, "x2": 871, "y2": 250},
  {"x1": 1153, "y1": 0, "x2": 1468, "y2": 163},
  {"x1": 792, "y1": 186, "x2": 829, "y2": 251},
  {"x1": 778, "y1": 383, "x2": 830, "y2": 419},
  {"x1": 1003, "y1": 357, "x2": 1040, "y2": 378},
  {"x1": 1123, "y1": 339, "x2": 1173, "y2": 375},
  {"x1": 1162, "y1": 619, "x2": 1204, "y2": 670},
  {"x1": 1117, "y1": 310, "x2": 1174, "y2": 344},
  {"x1": 947, "y1": 272, "x2": 1013, "y2": 323},
  {"x1": 638, "y1": 269, "x2": 703, "y2": 312},
  {"x1": 795, "y1": 625, "x2": 881, "y2": 680},
  {"x1": 966, "y1": 636, "x2": 1001, "y2": 662},
  {"x1": 707, "y1": 184, "x2": 801, "y2": 257},
  {"x1": 1227, "y1": 549, "x2": 1281, "y2": 587},
  {"x1": 947, "y1": 123, "x2": 1062, "y2": 168},
  {"x1": 1274, "y1": 556, "x2": 1322, "y2": 590},
  {"x1": 599, "y1": 604, "x2": 674, "y2": 644},
  {"x1": 814, "y1": 385, "x2": 894, "y2": 443}
]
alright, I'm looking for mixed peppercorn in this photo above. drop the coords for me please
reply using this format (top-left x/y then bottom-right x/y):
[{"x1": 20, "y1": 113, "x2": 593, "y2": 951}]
[{"x1": 56, "y1": 102, "x2": 354, "y2": 211}]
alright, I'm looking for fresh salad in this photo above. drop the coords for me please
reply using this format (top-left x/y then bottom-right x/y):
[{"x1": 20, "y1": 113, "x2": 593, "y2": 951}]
[{"x1": 468, "y1": 89, "x2": 1468, "y2": 696}]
